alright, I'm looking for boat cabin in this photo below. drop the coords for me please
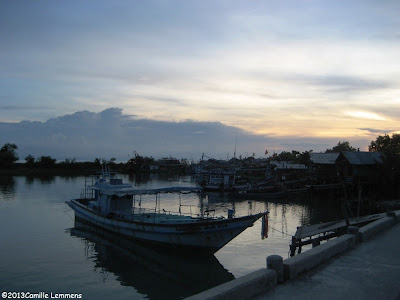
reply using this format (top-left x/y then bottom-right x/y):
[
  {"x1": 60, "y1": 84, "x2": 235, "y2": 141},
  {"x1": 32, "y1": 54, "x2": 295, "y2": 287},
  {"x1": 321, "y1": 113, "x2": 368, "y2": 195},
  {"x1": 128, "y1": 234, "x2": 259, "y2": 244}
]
[{"x1": 89, "y1": 177, "x2": 134, "y2": 215}]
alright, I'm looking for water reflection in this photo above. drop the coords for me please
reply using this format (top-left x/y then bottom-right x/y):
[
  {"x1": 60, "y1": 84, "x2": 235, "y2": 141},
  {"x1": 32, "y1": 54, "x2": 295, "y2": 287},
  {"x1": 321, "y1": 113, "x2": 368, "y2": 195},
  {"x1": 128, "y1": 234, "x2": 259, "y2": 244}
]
[
  {"x1": 24, "y1": 174, "x2": 57, "y2": 185},
  {"x1": 0, "y1": 175, "x2": 16, "y2": 200},
  {"x1": 68, "y1": 220, "x2": 234, "y2": 299},
  {"x1": 0, "y1": 174, "x2": 351, "y2": 300},
  {"x1": 36, "y1": 174, "x2": 56, "y2": 184},
  {"x1": 203, "y1": 191, "x2": 344, "y2": 237},
  {"x1": 128, "y1": 173, "x2": 151, "y2": 184}
]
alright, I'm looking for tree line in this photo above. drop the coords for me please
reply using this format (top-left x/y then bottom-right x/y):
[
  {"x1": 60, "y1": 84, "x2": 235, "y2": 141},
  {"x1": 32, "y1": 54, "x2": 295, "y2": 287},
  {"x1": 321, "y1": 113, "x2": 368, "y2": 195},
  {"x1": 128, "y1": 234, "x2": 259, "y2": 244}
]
[
  {"x1": 1, "y1": 134, "x2": 400, "y2": 169},
  {"x1": 270, "y1": 137, "x2": 400, "y2": 165},
  {"x1": 0, "y1": 143, "x2": 118, "y2": 170}
]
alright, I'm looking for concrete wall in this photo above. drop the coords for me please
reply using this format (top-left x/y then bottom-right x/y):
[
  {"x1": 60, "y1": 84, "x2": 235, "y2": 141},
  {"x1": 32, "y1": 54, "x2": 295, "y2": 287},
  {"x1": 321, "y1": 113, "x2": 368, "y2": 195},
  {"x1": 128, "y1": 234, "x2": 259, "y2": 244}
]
[
  {"x1": 283, "y1": 233, "x2": 357, "y2": 280},
  {"x1": 395, "y1": 210, "x2": 400, "y2": 222},
  {"x1": 358, "y1": 215, "x2": 397, "y2": 242}
]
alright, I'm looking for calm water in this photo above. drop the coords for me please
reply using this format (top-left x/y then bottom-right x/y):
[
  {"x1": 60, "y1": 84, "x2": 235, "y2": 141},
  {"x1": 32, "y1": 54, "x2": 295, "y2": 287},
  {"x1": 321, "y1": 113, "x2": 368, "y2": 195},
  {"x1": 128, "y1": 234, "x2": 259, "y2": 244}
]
[{"x1": 0, "y1": 174, "x2": 343, "y2": 299}]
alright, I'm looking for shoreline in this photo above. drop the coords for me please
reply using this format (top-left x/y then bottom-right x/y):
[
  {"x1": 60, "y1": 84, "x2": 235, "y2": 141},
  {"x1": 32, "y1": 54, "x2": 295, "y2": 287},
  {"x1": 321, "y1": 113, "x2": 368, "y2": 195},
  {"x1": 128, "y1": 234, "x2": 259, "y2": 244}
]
[
  {"x1": 0, "y1": 168, "x2": 104, "y2": 176},
  {"x1": 0, "y1": 166, "x2": 187, "y2": 176}
]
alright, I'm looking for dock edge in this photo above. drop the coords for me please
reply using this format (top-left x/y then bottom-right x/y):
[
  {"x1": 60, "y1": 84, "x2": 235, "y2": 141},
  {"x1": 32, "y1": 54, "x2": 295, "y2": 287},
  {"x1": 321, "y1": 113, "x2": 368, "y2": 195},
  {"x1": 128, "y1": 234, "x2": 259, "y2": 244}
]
[{"x1": 185, "y1": 209, "x2": 400, "y2": 300}]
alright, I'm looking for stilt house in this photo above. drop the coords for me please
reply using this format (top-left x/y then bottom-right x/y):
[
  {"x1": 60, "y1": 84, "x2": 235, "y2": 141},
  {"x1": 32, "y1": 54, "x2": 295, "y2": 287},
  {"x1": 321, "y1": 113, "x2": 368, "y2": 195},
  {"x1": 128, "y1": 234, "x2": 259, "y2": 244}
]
[
  {"x1": 335, "y1": 151, "x2": 384, "y2": 185},
  {"x1": 309, "y1": 153, "x2": 340, "y2": 184}
]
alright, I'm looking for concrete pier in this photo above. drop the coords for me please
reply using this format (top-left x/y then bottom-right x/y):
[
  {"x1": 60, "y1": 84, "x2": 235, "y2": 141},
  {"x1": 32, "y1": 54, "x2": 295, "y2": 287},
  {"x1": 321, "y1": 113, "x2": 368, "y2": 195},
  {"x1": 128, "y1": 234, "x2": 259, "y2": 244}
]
[
  {"x1": 187, "y1": 209, "x2": 400, "y2": 300},
  {"x1": 186, "y1": 268, "x2": 277, "y2": 300}
]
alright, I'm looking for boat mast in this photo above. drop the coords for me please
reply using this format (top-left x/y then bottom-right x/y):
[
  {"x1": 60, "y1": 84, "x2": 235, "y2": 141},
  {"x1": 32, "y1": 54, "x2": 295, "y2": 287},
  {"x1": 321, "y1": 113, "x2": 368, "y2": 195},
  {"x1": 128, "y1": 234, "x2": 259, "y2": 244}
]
[
  {"x1": 233, "y1": 123, "x2": 238, "y2": 187},
  {"x1": 233, "y1": 123, "x2": 238, "y2": 160}
]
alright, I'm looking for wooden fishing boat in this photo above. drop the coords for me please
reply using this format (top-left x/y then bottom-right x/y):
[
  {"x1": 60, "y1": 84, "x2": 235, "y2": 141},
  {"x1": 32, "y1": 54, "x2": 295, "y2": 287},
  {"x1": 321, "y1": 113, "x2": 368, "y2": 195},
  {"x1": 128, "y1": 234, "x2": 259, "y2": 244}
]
[{"x1": 66, "y1": 169, "x2": 268, "y2": 253}]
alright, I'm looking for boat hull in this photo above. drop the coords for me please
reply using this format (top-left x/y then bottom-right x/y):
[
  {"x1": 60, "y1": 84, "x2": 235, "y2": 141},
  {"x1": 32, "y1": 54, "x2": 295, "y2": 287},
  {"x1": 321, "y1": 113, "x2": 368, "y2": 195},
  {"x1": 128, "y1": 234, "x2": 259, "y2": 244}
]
[{"x1": 66, "y1": 199, "x2": 265, "y2": 253}]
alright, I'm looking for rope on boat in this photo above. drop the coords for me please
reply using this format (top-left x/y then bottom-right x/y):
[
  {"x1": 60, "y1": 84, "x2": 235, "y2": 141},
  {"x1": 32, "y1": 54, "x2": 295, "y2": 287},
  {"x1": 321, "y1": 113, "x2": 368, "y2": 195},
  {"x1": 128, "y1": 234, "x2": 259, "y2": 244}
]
[{"x1": 267, "y1": 224, "x2": 292, "y2": 237}]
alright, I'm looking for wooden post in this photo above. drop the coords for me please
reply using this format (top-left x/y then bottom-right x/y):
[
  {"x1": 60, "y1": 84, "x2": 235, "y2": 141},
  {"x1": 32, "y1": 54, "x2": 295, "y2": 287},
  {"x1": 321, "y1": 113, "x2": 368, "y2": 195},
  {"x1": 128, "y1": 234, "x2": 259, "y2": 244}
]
[
  {"x1": 312, "y1": 236, "x2": 320, "y2": 248},
  {"x1": 290, "y1": 236, "x2": 297, "y2": 257}
]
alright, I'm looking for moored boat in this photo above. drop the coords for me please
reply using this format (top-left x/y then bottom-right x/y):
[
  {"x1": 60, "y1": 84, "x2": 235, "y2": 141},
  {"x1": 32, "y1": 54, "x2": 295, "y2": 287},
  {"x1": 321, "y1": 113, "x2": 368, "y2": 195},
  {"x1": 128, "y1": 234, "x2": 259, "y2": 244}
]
[{"x1": 66, "y1": 169, "x2": 268, "y2": 253}]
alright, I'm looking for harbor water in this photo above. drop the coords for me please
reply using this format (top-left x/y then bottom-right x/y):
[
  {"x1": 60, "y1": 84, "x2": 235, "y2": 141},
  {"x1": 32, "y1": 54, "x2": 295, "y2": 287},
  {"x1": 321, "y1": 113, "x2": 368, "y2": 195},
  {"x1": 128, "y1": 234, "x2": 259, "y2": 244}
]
[{"x1": 0, "y1": 174, "x2": 343, "y2": 299}]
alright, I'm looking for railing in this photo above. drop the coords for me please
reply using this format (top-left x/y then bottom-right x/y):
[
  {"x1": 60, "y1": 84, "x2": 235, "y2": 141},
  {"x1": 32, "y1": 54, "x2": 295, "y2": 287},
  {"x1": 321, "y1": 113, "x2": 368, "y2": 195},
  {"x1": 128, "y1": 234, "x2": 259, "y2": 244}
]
[
  {"x1": 125, "y1": 206, "x2": 219, "y2": 220},
  {"x1": 80, "y1": 177, "x2": 94, "y2": 199},
  {"x1": 178, "y1": 204, "x2": 194, "y2": 216}
]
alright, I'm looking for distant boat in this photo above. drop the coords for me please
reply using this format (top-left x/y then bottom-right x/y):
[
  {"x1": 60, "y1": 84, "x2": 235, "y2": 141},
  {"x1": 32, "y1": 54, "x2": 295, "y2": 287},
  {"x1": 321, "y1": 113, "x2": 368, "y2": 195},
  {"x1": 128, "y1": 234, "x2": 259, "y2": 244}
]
[{"x1": 66, "y1": 168, "x2": 268, "y2": 254}]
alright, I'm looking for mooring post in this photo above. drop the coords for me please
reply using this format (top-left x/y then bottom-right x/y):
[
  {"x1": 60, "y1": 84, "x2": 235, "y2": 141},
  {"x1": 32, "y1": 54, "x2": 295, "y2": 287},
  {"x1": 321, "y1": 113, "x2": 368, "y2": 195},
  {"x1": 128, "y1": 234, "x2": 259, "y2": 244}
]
[
  {"x1": 347, "y1": 225, "x2": 359, "y2": 244},
  {"x1": 347, "y1": 225, "x2": 359, "y2": 235},
  {"x1": 267, "y1": 255, "x2": 284, "y2": 283},
  {"x1": 290, "y1": 236, "x2": 297, "y2": 257}
]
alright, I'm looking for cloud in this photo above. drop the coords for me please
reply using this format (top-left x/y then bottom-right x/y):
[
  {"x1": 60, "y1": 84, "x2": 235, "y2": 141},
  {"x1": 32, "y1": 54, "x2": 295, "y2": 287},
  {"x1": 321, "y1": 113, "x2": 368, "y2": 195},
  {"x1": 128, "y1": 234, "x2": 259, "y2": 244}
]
[
  {"x1": 1, "y1": 1, "x2": 399, "y2": 146},
  {"x1": 0, "y1": 108, "x2": 373, "y2": 161},
  {"x1": 345, "y1": 111, "x2": 386, "y2": 121},
  {"x1": 0, "y1": 105, "x2": 53, "y2": 111},
  {"x1": 357, "y1": 128, "x2": 397, "y2": 135},
  {"x1": 296, "y1": 74, "x2": 394, "y2": 94},
  {"x1": 0, "y1": 108, "x2": 256, "y2": 160}
]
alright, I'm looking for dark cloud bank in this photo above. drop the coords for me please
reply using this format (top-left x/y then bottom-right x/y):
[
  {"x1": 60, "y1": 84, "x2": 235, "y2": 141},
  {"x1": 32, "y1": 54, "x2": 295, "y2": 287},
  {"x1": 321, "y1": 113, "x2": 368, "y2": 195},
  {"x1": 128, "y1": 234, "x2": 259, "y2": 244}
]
[{"x1": 0, "y1": 108, "x2": 368, "y2": 161}]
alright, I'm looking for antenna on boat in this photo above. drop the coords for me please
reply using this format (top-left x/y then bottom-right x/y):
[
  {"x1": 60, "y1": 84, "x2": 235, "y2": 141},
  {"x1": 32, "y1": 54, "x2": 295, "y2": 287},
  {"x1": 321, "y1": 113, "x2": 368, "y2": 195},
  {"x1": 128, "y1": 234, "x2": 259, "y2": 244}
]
[
  {"x1": 100, "y1": 163, "x2": 112, "y2": 179},
  {"x1": 102, "y1": 164, "x2": 106, "y2": 177},
  {"x1": 233, "y1": 121, "x2": 238, "y2": 160}
]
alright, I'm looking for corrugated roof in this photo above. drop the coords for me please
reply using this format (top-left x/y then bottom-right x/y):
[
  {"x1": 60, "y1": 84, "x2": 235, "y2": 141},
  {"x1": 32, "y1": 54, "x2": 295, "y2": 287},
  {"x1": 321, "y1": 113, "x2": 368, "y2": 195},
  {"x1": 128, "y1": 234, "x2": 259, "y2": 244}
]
[
  {"x1": 339, "y1": 151, "x2": 383, "y2": 165},
  {"x1": 310, "y1": 153, "x2": 340, "y2": 164},
  {"x1": 270, "y1": 161, "x2": 307, "y2": 169}
]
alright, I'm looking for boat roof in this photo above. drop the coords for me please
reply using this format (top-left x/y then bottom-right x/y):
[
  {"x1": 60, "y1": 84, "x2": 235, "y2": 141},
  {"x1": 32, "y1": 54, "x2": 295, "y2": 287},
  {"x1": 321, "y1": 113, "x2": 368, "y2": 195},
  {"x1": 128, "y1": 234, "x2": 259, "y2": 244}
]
[{"x1": 91, "y1": 184, "x2": 201, "y2": 196}]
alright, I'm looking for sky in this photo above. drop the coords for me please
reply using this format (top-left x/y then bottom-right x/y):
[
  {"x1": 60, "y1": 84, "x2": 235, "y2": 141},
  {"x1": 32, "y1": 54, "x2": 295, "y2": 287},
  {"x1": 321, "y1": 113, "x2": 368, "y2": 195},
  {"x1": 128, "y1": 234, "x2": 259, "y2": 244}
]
[{"x1": 0, "y1": 1, "x2": 399, "y2": 161}]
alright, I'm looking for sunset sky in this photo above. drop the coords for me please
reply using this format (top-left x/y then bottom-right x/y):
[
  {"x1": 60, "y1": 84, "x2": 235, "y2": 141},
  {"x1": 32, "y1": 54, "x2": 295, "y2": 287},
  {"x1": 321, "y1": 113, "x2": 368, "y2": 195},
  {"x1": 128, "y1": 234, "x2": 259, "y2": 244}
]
[{"x1": 1, "y1": 1, "x2": 399, "y2": 160}]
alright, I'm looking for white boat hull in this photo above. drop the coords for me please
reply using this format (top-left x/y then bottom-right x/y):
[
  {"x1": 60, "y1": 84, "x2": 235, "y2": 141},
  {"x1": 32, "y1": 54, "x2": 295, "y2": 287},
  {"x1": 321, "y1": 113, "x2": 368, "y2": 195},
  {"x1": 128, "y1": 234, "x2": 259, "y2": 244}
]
[{"x1": 67, "y1": 199, "x2": 264, "y2": 253}]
